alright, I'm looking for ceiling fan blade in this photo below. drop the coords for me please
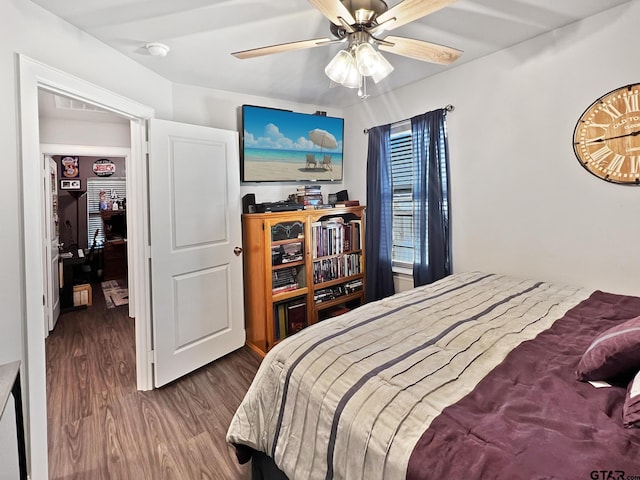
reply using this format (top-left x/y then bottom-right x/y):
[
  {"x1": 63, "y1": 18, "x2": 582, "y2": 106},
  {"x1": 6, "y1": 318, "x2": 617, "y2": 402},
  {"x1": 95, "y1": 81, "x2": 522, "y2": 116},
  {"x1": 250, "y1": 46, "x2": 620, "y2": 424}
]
[
  {"x1": 308, "y1": 0, "x2": 356, "y2": 28},
  {"x1": 376, "y1": 0, "x2": 458, "y2": 31},
  {"x1": 232, "y1": 38, "x2": 332, "y2": 59},
  {"x1": 378, "y1": 36, "x2": 462, "y2": 65}
]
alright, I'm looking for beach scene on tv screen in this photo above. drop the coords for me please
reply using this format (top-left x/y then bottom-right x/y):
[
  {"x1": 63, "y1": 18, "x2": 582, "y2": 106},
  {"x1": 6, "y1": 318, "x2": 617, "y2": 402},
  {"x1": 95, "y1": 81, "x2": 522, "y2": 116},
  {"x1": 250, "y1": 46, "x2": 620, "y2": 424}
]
[{"x1": 242, "y1": 106, "x2": 343, "y2": 182}]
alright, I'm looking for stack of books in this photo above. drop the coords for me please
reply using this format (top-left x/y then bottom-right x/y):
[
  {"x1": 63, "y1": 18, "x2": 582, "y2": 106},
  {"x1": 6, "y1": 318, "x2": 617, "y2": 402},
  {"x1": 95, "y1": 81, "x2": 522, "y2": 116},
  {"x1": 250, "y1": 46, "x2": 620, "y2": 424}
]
[
  {"x1": 273, "y1": 300, "x2": 307, "y2": 340},
  {"x1": 314, "y1": 285, "x2": 345, "y2": 304},
  {"x1": 271, "y1": 242, "x2": 304, "y2": 265},
  {"x1": 296, "y1": 185, "x2": 323, "y2": 207},
  {"x1": 334, "y1": 200, "x2": 360, "y2": 207},
  {"x1": 281, "y1": 242, "x2": 303, "y2": 263},
  {"x1": 344, "y1": 279, "x2": 363, "y2": 294},
  {"x1": 272, "y1": 267, "x2": 299, "y2": 294}
]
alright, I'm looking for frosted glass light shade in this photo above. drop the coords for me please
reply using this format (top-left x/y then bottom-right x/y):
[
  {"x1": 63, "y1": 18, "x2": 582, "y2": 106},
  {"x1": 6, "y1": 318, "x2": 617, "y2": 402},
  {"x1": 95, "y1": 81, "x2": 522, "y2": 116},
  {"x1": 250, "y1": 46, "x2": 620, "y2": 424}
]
[
  {"x1": 371, "y1": 51, "x2": 394, "y2": 83},
  {"x1": 325, "y1": 50, "x2": 354, "y2": 84},
  {"x1": 342, "y1": 62, "x2": 361, "y2": 88},
  {"x1": 355, "y1": 43, "x2": 379, "y2": 76}
]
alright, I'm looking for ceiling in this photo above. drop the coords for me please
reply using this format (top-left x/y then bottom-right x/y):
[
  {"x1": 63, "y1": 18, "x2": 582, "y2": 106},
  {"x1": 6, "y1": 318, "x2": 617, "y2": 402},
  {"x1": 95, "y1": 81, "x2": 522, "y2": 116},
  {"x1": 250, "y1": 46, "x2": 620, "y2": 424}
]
[{"x1": 31, "y1": 0, "x2": 629, "y2": 108}]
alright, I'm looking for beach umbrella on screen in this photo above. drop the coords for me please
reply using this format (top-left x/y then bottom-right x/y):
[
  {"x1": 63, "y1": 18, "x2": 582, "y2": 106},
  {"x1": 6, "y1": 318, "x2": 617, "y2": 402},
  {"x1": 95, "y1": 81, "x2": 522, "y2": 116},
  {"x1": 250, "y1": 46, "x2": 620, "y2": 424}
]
[{"x1": 308, "y1": 129, "x2": 337, "y2": 152}]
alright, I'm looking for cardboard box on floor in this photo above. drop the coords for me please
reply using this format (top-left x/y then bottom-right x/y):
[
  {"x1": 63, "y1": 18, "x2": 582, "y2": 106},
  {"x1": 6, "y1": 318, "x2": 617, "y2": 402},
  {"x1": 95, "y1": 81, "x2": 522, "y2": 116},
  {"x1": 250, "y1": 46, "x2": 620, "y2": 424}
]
[{"x1": 73, "y1": 284, "x2": 92, "y2": 307}]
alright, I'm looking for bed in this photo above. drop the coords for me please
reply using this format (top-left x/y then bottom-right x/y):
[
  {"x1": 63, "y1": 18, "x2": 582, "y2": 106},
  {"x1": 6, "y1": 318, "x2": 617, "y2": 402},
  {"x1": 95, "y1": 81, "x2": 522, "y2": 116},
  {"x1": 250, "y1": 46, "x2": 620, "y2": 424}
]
[{"x1": 227, "y1": 272, "x2": 640, "y2": 479}]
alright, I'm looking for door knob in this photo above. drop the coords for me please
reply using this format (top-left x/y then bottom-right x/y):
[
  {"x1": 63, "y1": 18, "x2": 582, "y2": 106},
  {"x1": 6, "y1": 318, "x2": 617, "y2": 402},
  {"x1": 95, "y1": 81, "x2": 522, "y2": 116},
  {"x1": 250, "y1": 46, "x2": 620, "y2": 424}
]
[{"x1": 234, "y1": 246, "x2": 243, "y2": 256}]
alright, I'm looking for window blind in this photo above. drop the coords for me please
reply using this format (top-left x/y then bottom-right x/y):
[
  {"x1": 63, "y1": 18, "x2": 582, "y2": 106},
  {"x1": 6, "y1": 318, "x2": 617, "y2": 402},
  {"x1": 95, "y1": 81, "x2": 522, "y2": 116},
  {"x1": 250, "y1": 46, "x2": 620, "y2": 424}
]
[
  {"x1": 86, "y1": 178, "x2": 126, "y2": 246},
  {"x1": 390, "y1": 121, "x2": 414, "y2": 266}
]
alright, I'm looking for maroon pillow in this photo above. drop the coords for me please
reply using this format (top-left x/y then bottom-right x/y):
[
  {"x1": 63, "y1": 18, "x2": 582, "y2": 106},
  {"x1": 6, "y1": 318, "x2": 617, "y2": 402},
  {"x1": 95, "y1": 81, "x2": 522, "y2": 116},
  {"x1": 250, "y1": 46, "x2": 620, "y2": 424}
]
[
  {"x1": 576, "y1": 316, "x2": 640, "y2": 381},
  {"x1": 624, "y1": 370, "x2": 640, "y2": 428}
]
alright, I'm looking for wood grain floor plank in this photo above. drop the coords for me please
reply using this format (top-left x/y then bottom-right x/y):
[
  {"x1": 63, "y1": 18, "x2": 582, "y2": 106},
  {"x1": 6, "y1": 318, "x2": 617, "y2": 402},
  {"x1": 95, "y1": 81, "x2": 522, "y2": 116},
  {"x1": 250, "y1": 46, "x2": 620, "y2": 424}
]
[
  {"x1": 177, "y1": 430, "x2": 251, "y2": 480},
  {"x1": 197, "y1": 410, "x2": 253, "y2": 479},
  {"x1": 46, "y1": 281, "x2": 261, "y2": 480},
  {"x1": 60, "y1": 417, "x2": 109, "y2": 478}
]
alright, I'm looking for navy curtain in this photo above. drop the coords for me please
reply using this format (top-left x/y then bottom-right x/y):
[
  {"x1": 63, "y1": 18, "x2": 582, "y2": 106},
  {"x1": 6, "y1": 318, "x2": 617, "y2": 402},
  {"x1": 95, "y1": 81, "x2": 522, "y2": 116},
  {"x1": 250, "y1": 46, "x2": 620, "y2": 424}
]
[
  {"x1": 365, "y1": 124, "x2": 395, "y2": 302},
  {"x1": 411, "y1": 109, "x2": 451, "y2": 287}
]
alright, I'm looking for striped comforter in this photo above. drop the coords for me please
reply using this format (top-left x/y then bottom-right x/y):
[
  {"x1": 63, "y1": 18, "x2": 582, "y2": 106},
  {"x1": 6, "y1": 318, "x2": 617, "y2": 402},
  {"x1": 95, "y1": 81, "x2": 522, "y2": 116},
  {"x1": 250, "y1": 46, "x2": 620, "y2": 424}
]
[{"x1": 226, "y1": 272, "x2": 591, "y2": 480}]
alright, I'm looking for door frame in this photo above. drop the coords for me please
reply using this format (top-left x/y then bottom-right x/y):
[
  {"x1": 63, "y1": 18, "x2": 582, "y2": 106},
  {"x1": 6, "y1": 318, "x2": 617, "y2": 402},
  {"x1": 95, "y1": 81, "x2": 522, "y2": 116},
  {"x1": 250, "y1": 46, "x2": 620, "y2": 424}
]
[{"x1": 19, "y1": 55, "x2": 155, "y2": 478}]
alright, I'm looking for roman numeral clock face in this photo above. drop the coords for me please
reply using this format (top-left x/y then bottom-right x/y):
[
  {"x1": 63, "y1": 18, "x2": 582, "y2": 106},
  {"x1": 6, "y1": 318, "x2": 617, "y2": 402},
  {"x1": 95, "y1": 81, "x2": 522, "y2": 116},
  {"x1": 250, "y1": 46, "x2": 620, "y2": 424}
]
[{"x1": 573, "y1": 83, "x2": 640, "y2": 185}]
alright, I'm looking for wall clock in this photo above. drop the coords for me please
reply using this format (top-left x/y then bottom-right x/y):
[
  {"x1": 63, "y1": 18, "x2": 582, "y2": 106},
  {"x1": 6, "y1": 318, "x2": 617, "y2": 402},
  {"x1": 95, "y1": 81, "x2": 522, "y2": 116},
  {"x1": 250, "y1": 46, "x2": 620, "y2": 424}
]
[{"x1": 573, "y1": 83, "x2": 640, "y2": 185}]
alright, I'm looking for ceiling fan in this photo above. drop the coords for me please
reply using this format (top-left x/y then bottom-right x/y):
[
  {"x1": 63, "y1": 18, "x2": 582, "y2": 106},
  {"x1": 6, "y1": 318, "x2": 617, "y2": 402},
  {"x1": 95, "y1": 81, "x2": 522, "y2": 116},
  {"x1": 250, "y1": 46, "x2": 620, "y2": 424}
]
[{"x1": 232, "y1": 0, "x2": 462, "y2": 96}]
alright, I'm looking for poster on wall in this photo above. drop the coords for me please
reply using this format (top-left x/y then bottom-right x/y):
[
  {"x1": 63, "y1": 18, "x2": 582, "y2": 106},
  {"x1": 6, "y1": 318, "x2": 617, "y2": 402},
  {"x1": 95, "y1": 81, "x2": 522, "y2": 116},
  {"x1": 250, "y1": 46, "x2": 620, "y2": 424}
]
[
  {"x1": 93, "y1": 158, "x2": 116, "y2": 177},
  {"x1": 61, "y1": 156, "x2": 79, "y2": 178}
]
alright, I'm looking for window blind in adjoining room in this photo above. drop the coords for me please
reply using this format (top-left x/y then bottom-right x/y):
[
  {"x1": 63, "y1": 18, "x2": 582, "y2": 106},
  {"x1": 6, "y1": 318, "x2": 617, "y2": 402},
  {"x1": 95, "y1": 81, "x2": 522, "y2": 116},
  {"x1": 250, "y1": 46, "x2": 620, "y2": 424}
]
[{"x1": 86, "y1": 178, "x2": 126, "y2": 246}]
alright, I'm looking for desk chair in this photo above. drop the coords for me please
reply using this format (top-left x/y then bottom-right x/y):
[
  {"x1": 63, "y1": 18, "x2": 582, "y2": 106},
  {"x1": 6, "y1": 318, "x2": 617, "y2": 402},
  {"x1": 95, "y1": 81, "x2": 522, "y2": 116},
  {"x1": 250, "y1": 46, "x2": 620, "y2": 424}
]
[{"x1": 72, "y1": 229, "x2": 102, "y2": 284}]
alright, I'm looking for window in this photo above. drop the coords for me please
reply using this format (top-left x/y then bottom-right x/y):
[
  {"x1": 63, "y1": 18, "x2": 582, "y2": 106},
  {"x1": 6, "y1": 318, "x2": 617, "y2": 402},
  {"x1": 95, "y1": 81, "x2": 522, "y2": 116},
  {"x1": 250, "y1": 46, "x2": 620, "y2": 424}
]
[
  {"x1": 390, "y1": 119, "x2": 449, "y2": 270},
  {"x1": 390, "y1": 120, "x2": 414, "y2": 268},
  {"x1": 86, "y1": 178, "x2": 126, "y2": 246}
]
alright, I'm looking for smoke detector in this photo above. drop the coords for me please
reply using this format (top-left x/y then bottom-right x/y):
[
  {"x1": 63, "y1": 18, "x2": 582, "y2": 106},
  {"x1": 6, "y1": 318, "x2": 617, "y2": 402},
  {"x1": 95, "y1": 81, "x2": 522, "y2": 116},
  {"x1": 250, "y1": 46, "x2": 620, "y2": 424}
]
[{"x1": 145, "y1": 43, "x2": 170, "y2": 57}]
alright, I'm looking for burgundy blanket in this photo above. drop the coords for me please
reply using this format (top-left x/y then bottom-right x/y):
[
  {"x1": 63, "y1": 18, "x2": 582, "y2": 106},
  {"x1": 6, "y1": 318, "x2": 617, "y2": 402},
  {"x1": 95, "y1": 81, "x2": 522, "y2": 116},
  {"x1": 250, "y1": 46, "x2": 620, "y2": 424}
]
[{"x1": 408, "y1": 291, "x2": 640, "y2": 479}]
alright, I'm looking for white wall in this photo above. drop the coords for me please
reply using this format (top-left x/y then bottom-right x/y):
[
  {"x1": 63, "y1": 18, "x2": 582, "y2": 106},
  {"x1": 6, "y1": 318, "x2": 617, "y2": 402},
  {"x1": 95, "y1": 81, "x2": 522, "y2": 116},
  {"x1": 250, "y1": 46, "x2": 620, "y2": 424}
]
[
  {"x1": 343, "y1": 2, "x2": 640, "y2": 296},
  {"x1": 172, "y1": 83, "x2": 347, "y2": 204},
  {"x1": 39, "y1": 118, "x2": 131, "y2": 147},
  {"x1": 0, "y1": 0, "x2": 173, "y2": 477},
  {"x1": 394, "y1": 273, "x2": 414, "y2": 294}
]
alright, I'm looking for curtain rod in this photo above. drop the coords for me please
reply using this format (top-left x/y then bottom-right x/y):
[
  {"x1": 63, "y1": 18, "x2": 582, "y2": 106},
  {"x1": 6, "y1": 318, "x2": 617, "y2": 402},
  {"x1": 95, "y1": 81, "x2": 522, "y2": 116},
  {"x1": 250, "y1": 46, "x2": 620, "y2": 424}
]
[{"x1": 363, "y1": 104, "x2": 455, "y2": 134}]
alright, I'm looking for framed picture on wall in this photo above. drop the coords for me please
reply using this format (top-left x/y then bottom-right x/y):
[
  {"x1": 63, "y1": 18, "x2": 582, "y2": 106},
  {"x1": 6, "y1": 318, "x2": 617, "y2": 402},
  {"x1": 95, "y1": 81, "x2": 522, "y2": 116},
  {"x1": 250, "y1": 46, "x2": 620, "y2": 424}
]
[
  {"x1": 60, "y1": 179, "x2": 82, "y2": 190},
  {"x1": 61, "y1": 156, "x2": 79, "y2": 178},
  {"x1": 240, "y1": 105, "x2": 344, "y2": 182}
]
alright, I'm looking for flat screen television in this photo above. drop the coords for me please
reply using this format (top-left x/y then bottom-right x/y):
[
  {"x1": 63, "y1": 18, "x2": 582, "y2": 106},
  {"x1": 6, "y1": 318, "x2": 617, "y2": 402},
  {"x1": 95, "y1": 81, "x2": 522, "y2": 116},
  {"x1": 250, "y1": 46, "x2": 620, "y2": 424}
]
[{"x1": 241, "y1": 104, "x2": 344, "y2": 182}]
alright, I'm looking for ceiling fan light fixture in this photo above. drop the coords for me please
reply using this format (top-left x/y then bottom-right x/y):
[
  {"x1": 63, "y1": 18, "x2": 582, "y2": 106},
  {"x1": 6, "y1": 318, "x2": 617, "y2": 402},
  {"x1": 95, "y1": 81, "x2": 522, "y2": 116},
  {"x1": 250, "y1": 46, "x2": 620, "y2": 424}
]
[
  {"x1": 325, "y1": 49, "x2": 355, "y2": 84},
  {"x1": 232, "y1": 0, "x2": 461, "y2": 98},
  {"x1": 370, "y1": 51, "x2": 394, "y2": 83},
  {"x1": 326, "y1": 41, "x2": 393, "y2": 93}
]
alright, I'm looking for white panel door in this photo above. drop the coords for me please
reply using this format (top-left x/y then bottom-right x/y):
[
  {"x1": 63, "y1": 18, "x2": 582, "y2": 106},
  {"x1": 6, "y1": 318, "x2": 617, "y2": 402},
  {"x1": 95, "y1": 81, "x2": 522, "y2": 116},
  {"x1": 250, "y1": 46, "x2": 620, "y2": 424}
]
[
  {"x1": 44, "y1": 156, "x2": 60, "y2": 332},
  {"x1": 149, "y1": 119, "x2": 245, "y2": 387}
]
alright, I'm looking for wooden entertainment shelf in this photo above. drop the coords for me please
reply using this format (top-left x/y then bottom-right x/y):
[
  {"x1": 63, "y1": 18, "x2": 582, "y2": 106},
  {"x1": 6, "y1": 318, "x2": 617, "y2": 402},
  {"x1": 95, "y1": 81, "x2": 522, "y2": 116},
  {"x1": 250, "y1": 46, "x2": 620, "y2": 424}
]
[{"x1": 242, "y1": 206, "x2": 365, "y2": 357}]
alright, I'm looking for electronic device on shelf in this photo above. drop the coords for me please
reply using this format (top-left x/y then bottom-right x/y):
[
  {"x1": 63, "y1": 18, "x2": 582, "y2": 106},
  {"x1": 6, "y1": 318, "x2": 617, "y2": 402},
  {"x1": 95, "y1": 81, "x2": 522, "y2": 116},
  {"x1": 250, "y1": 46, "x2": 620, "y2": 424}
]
[{"x1": 254, "y1": 202, "x2": 304, "y2": 213}]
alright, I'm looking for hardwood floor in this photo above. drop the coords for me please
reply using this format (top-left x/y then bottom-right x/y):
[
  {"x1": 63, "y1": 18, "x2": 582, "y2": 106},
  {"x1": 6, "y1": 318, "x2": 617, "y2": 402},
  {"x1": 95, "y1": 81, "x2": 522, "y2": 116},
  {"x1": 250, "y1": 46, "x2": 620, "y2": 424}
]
[{"x1": 46, "y1": 283, "x2": 261, "y2": 479}]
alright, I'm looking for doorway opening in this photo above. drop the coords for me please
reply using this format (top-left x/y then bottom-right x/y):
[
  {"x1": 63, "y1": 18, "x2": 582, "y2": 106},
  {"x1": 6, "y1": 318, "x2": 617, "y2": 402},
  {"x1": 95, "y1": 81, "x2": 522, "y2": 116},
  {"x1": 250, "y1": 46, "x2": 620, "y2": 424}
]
[{"x1": 51, "y1": 154, "x2": 130, "y2": 317}]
